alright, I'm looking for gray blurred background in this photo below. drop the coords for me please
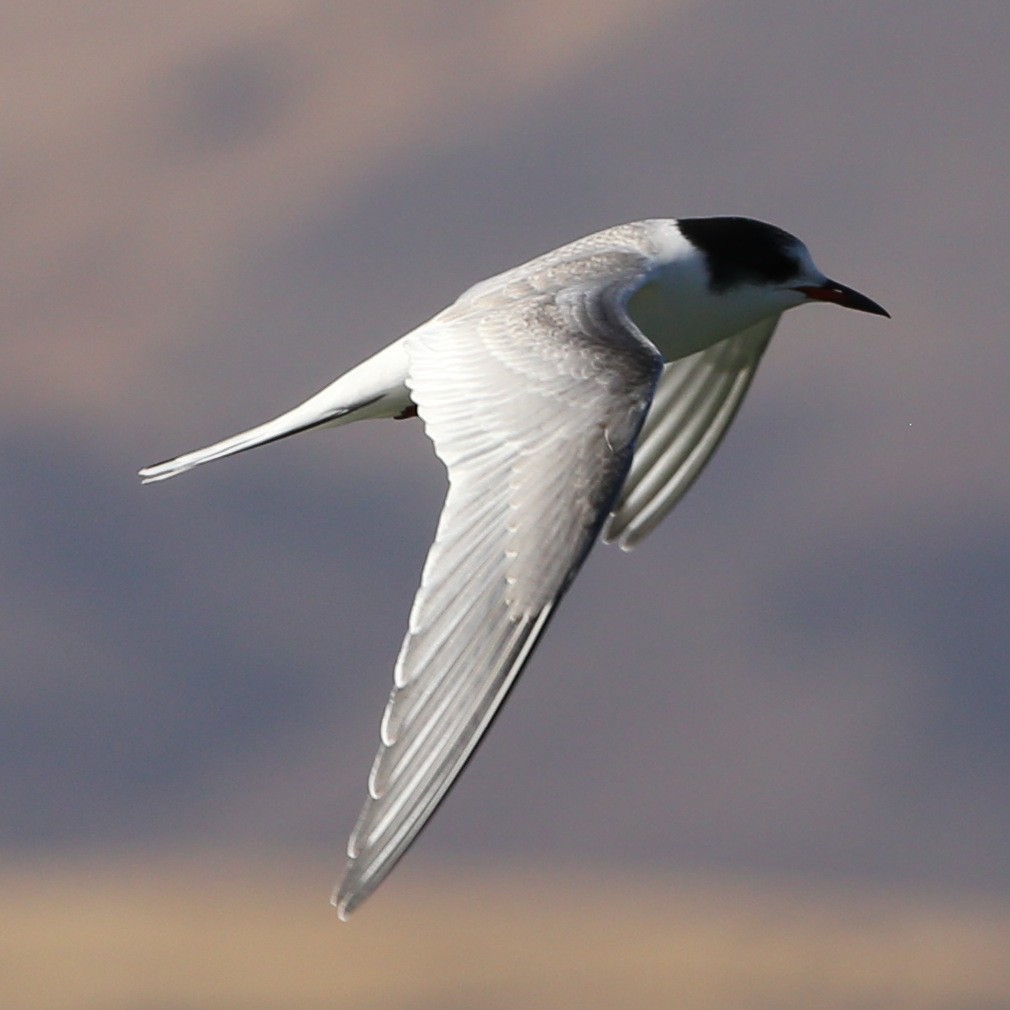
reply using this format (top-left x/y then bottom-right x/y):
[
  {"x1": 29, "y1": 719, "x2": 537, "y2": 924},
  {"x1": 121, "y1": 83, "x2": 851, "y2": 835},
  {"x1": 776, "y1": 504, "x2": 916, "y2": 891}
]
[{"x1": 5, "y1": 0, "x2": 1009, "y2": 912}]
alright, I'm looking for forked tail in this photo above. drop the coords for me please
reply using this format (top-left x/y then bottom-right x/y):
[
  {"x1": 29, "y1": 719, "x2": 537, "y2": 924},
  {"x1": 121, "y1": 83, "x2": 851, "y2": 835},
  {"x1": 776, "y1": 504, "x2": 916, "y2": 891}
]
[
  {"x1": 138, "y1": 400, "x2": 365, "y2": 483},
  {"x1": 139, "y1": 338, "x2": 413, "y2": 483}
]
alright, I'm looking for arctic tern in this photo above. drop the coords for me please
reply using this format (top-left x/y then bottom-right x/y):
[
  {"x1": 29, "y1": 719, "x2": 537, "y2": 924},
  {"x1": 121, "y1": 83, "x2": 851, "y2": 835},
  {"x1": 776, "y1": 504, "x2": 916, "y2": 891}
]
[{"x1": 140, "y1": 217, "x2": 888, "y2": 918}]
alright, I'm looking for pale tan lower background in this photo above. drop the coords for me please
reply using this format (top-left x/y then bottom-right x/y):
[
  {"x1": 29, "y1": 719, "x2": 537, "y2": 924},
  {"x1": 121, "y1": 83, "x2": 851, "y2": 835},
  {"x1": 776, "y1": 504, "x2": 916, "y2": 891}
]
[{"x1": 6, "y1": 855, "x2": 1008, "y2": 1010}]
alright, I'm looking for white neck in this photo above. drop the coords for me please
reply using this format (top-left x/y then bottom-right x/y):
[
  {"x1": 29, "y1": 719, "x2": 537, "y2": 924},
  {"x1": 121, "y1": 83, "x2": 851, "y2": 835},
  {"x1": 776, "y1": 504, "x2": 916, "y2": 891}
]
[{"x1": 628, "y1": 221, "x2": 804, "y2": 361}]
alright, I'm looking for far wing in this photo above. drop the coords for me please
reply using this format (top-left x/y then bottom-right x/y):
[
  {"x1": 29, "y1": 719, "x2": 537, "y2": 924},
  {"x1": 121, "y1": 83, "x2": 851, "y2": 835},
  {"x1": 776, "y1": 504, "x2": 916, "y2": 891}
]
[
  {"x1": 604, "y1": 316, "x2": 778, "y2": 549},
  {"x1": 333, "y1": 260, "x2": 662, "y2": 917}
]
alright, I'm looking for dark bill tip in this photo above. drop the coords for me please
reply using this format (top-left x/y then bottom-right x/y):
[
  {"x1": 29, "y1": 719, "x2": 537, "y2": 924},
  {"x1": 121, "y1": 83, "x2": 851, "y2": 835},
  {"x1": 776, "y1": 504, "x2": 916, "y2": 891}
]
[{"x1": 794, "y1": 280, "x2": 890, "y2": 318}]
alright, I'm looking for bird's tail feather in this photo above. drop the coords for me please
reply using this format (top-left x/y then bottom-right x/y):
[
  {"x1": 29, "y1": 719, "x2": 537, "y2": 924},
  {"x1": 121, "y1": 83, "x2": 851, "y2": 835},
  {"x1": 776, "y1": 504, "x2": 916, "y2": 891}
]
[
  {"x1": 138, "y1": 338, "x2": 412, "y2": 483},
  {"x1": 138, "y1": 399, "x2": 370, "y2": 483}
]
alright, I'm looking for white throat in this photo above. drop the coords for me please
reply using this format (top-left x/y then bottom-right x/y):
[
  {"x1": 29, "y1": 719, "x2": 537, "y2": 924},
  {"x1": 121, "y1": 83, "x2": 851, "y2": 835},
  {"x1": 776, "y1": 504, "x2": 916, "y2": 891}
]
[{"x1": 627, "y1": 220, "x2": 806, "y2": 362}]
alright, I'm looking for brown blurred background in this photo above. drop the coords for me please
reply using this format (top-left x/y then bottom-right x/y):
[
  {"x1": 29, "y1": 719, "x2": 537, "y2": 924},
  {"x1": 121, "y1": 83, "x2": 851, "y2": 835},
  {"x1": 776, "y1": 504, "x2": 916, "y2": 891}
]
[{"x1": 4, "y1": 2, "x2": 1009, "y2": 1007}]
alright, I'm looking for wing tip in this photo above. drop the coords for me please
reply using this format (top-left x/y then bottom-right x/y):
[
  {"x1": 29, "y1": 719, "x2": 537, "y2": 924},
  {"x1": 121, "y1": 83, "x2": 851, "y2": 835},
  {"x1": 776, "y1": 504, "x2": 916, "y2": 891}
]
[
  {"x1": 331, "y1": 882, "x2": 356, "y2": 921},
  {"x1": 601, "y1": 517, "x2": 641, "y2": 552},
  {"x1": 331, "y1": 861, "x2": 380, "y2": 921}
]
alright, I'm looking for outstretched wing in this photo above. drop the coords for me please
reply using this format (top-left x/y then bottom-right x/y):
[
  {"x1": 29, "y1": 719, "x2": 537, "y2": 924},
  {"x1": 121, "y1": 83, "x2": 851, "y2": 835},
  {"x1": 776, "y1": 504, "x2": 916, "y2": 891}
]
[
  {"x1": 605, "y1": 316, "x2": 778, "y2": 549},
  {"x1": 334, "y1": 250, "x2": 663, "y2": 917}
]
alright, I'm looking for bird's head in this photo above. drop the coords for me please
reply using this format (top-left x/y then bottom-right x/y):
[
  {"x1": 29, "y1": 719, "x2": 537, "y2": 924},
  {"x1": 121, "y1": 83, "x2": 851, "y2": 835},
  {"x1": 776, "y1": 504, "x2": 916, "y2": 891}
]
[{"x1": 678, "y1": 216, "x2": 889, "y2": 319}]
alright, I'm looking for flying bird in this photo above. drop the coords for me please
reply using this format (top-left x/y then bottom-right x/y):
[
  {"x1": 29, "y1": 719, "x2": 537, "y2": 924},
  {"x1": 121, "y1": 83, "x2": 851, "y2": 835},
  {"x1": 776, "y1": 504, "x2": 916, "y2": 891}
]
[{"x1": 139, "y1": 217, "x2": 888, "y2": 918}]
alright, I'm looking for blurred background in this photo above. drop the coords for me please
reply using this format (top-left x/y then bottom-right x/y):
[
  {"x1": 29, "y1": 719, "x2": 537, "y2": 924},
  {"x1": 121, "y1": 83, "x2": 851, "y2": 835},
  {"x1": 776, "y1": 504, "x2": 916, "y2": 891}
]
[{"x1": 4, "y1": 2, "x2": 1009, "y2": 1007}]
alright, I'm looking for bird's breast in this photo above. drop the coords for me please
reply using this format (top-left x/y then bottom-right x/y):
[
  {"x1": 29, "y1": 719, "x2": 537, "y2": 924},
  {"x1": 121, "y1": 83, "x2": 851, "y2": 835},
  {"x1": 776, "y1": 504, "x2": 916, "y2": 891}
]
[{"x1": 626, "y1": 271, "x2": 778, "y2": 364}]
